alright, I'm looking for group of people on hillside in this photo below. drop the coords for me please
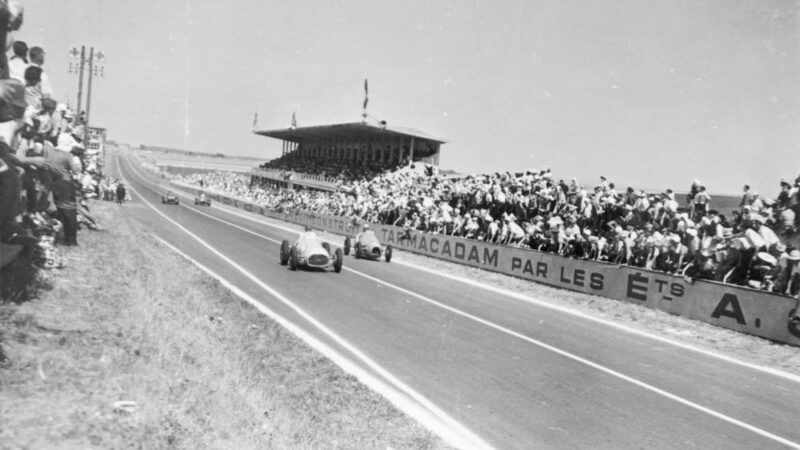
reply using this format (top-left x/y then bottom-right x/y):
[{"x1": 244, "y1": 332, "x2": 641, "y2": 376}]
[{"x1": 0, "y1": 1, "x2": 107, "y2": 274}]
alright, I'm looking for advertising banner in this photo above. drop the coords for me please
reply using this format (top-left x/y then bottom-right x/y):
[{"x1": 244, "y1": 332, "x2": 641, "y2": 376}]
[{"x1": 374, "y1": 224, "x2": 800, "y2": 346}]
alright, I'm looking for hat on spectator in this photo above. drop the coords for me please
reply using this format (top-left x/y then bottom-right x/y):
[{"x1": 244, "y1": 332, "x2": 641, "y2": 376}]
[
  {"x1": 787, "y1": 249, "x2": 800, "y2": 261},
  {"x1": 757, "y1": 252, "x2": 777, "y2": 265},
  {"x1": 686, "y1": 228, "x2": 698, "y2": 237},
  {"x1": 751, "y1": 214, "x2": 767, "y2": 224},
  {"x1": 781, "y1": 179, "x2": 792, "y2": 188},
  {"x1": 775, "y1": 242, "x2": 787, "y2": 253}
]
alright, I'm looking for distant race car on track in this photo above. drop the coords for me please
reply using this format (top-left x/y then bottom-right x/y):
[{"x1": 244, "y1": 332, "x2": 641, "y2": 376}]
[
  {"x1": 280, "y1": 228, "x2": 343, "y2": 273},
  {"x1": 194, "y1": 192, "x2": 211, "y2": 206},
  {"x1": 344, "y1": 225, "x2": 392, "y2": 262},
  {"x1": 161, "y1": 191, "x2": 179, "y2": 205}
]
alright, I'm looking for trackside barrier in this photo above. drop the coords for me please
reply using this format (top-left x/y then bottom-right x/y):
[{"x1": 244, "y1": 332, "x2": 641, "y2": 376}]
[{"x1": 166, "y1": 181, "x2": 800, "y2": 347}]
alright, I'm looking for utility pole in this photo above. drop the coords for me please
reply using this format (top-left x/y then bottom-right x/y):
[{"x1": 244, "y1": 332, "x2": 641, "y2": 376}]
[
  {"x1": 68, "y1": 46, "x2": 104, "y2": 144},
  {"x1": 84, "y1": 47, "x2": 94, "y2": 144},
  {"x1": 68, "y1": 46, "x2": 86, "y2": 115}
]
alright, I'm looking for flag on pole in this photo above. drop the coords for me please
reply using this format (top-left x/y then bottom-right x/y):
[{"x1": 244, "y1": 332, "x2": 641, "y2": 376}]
[
  {"x1": 363, "y1": 78, "x2": 369, "y2": 110},
  {"x1": 291, "y1": 112, "x2": 297, "y2": 128}
]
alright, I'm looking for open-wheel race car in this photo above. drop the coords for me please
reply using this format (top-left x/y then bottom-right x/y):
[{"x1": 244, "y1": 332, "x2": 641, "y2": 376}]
[
  {"x1": 194, "y1": 192, "x2": 211, "y2": 206},
  {"x1": 161, "y1": 191, "x2": 179, "y2": 205},
  {"x1": 344, "y1": 225, "x2": 392, "y2": 262},
  {"x1": 280, "y1": 229, "x2": 343, "y2": 273}
]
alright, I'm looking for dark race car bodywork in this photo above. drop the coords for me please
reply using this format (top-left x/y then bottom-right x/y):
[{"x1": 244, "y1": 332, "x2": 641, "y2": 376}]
[
  {"x1": 344, "y1": 230, "x2": 392, "y2": 262},
  {"x1": 161, "y1": 192, "x2": 180, "y2": 205},
  {"x1": 280, "y1": 232, "x2": 343, "y2": 273}
]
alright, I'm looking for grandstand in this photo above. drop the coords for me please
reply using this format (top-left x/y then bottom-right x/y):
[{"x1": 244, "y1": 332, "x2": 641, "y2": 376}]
[{"x1": 252, "y1": 122, "x2": 447, "y2": 191}]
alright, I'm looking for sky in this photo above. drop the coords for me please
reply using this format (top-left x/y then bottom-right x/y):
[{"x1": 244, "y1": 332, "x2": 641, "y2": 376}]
[{"x1": 16, "y1": 0, "x2": 800, "y2": 195}]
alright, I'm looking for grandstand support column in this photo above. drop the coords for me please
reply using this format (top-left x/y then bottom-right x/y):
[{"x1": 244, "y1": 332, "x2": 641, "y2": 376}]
[{"x1": 409, "y1": 137, "x2": 415, "y2": 163}]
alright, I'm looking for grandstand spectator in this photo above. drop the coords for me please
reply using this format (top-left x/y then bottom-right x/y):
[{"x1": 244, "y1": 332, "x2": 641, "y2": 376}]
[
  {"x1": 775, "y1": 249, "x2": 800, "y2": 297},
  {"x1": 8, "y1": 40, "x2": 26, "y2": 82},
  {"x1": 28, "y1": 46, "x2": 51, "y2": 99},
  {"x1": 693, "y1": 185, "x2": 711, "y2": 221},
  {"x1": 740, "y1": 184, "x2": 754, "y2": 211},
  {"x1": 22, "y1": 64, "x2": 42, "y2": 110}
]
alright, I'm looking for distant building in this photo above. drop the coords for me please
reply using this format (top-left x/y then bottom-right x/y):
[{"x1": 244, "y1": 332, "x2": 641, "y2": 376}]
[{"x1": 86, "y1": 127, "x2": 107, "y2": 154}]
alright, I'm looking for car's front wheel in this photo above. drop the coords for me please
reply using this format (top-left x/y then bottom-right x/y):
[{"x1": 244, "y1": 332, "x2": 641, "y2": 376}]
[
  {"x1": 333, "y1": 248, "x2": 343, "y2": 273},
  {"x1": 343, "y1": 237, "x2": 351, "y2": 255},
  {"x1": 280, "y1": 240, "x2": 290, "y2": 265},
  {"x1": 289, "y1": 247, "x2": 298, "y2": 271}
]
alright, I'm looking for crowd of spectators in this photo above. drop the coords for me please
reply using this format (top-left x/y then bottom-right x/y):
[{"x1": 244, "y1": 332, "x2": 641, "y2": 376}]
[
  {"x1": 168, "y1": 158, "x2": 800, "y2": 299},
  {"x1": 0, "y1": 1, "x2": 108, "y2": 274},
  {"x1": 260, "y1": 149, "x2": 407, "y2": 184}
]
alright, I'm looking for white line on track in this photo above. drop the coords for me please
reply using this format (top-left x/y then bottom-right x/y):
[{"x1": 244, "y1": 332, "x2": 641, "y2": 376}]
[
  {"x1": 115, "y1": 157, "x2": 492, "y2": 450},
  {"x1": 120, "y1": 153, "x2": 800, "y2": 448}
]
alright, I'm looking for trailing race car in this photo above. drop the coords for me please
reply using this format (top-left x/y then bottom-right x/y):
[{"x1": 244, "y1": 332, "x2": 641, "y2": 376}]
[
  {"x1": 280, "y1": 228, "x2": 343, "y2": 273},
  {"x1": 344, "y1": 225, "x2": 392, "y2": 262},
  {"x1": 161, "y1": 191, "x2": 179, "y2": 205},
  {"x1": 194, "y1": 192, "x2": 211, "y2": 206}
]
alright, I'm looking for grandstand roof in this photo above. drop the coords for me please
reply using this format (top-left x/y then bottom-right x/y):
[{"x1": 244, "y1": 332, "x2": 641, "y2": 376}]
[{"x1": 253, "y1": 122, "x2": 447, "y2": 144}]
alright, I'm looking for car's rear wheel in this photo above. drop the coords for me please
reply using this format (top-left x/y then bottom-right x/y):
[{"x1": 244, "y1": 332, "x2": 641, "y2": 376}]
[
  {"x1": 333, "y1": 248, "x2": 343, "y2": 273},
  {"x1": 385, "y1": 245, "x2": 392, "y2": 263},
  {"x1": 322, "y1": 242, "x2": 331, "y2": 255},
  {"x1": 280, "y1": 240, "x2": 290, "y2": 265},
  {"x1": 289, "y1": 247, "x2": 298, "y2": 271},
  {"x1": 343, "y1": 237, "x2": 351, "y2": 255}
]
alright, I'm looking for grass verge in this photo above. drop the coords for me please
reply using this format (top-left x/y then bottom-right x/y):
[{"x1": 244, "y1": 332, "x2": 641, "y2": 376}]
[{"x1": 0, "y1": 201, "x2": 449, "y2": 449}]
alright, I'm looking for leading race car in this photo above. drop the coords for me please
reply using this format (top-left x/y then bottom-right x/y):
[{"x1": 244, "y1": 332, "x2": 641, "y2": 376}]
[
  {"x1": 344, "y1": 225, "x2": 392, "y2": 262},
  {"x1": 161, "y1": 191, "x2": 179, "y2": 205},
  {"x1": 280, "y1": 228, "x2": 343, "y2": 273},
  {"x1": 194, "y1": 192, "x2": 211, "y2": 206}
]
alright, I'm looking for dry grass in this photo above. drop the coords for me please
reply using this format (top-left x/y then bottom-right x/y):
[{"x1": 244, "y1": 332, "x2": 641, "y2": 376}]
[{"x1": 0, "y1": 201, "x2": 448, "y2": 449}]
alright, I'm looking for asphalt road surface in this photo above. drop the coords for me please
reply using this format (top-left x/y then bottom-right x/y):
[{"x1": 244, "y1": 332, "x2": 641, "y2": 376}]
[{"x1": 110, "y1": 150, "x2": 800, "y2": 449}]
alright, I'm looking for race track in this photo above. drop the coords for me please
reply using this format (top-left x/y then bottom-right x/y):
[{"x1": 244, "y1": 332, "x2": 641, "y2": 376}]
[{"x1": 110, "y1": 150, "x2": 800, "y2": 449}]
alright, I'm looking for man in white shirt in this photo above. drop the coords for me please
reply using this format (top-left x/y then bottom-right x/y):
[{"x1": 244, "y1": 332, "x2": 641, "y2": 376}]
[
  {"x1": 28, "y1": 46, "x2": 53, "y2": 99},
  {"x1": 8, "y1": 41, "x2": 27, "y2": 82}
]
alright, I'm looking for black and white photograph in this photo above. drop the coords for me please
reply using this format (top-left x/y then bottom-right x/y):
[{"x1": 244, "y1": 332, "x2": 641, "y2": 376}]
[{"x1": 1, "y1": 1, "x2": 800, "y2": 448}]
